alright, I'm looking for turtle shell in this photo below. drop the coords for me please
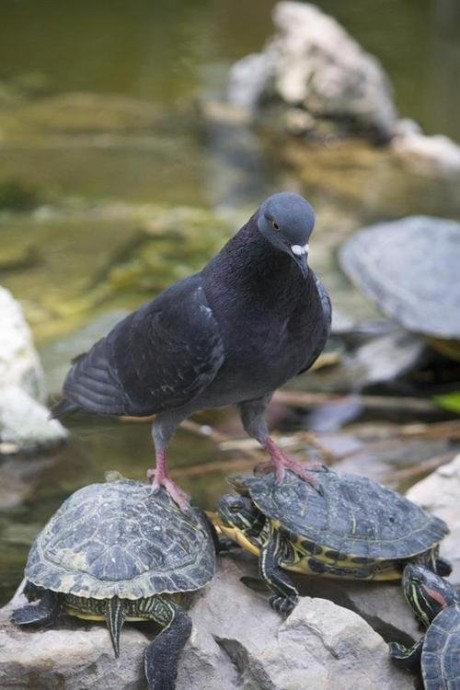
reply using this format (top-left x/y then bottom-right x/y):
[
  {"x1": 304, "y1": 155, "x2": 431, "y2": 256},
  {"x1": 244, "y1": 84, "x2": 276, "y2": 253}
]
[
  {"x1": 25, "y1": 479, "x2": 215, "y2": 600},
  {"x1": 339, "y1": 216, "x2": 460, "y2": 341},
  {"x1": 232, "y1": 469, "x2": 448, "y2": 561},
  {"x1": 422, "y1": 604, "x2": 460, "y2": 690}
]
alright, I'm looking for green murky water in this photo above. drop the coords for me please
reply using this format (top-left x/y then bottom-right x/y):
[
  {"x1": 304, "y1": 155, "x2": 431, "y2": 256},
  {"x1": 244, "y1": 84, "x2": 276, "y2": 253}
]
[{"x1": 1, "y1": 0, "x2": 460, "y2": 604}]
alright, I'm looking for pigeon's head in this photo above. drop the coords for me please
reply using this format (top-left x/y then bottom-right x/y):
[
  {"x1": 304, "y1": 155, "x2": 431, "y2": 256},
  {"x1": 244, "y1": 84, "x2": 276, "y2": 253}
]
[{"x1": 257, "y1": 192, "x2": 315, "y2": 277}]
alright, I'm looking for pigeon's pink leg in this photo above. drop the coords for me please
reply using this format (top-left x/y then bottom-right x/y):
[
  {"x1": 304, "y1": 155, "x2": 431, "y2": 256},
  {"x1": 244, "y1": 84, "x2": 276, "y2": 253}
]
[{"x1": 147, "y1": 450, "x2": 190, "y2": 511}]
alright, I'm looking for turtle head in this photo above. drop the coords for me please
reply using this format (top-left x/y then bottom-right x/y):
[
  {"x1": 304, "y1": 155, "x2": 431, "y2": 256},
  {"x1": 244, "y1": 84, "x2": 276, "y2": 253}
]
[
  {"x1": 256, "y1": 192, "x2": 315, "y2": 278},
  {"x1": 402, "y1": 563, "x2": 456, "y2": 628},
  {"x1": 216, "y1": 494, "x2": 264, "y2": 538}
]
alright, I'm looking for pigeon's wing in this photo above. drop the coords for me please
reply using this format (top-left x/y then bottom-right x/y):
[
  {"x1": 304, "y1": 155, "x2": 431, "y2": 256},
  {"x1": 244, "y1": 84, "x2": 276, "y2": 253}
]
[
  {"x1": 298, "y1": 273, "x2": 332, "y2": 374},
  {"x1": 59, "y1": 275, "x2": 225, "y2": 416}
]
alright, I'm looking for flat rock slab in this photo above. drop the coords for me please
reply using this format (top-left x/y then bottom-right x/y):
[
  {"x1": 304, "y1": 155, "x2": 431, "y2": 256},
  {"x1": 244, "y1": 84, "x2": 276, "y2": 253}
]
[{"x1": 0, "y1": 590, "x2": 148, "y2": 690}]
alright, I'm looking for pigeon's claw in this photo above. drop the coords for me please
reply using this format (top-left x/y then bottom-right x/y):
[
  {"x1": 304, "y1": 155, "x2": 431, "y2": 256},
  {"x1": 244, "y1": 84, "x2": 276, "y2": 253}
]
[
  {"x1": 259, "y1": 438, "x2": 324, "y2": 492},
  {"x1": 147, "y1": 467, "x2": 190, "y2": 511}
]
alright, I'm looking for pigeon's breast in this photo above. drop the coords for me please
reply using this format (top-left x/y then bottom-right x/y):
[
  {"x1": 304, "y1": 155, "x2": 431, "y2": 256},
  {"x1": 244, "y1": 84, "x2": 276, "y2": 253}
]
[{"x1": 195, "y1": 275, "x2": 326, "y2": 407}]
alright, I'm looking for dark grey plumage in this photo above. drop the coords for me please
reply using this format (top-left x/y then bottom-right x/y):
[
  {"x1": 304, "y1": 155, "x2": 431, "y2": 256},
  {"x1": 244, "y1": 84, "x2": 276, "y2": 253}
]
[{"x1": 53, "y1": 192, "x2": 331, "y2": 507}]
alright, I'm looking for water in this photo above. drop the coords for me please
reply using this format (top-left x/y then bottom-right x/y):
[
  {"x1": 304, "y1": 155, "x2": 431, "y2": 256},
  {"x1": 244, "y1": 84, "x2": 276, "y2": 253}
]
[
  {"x1": 1, "y1": 0, "x2": 460, "y2": 604},
  {"x1": 1, "y1": 0, "x2": 459, "y2": 138}
]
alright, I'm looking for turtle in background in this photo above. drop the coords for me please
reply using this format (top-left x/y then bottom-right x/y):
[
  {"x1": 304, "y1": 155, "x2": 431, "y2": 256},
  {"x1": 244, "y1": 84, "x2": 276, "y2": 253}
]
[
  {"x1": 339, "y1": 216, "x2": 460, "y2": 361},
  {"x1": 389, "y1": 563, "x2": 460, "y2": 689},
  {"x1": 11, "y1": 478, "x2": 216, "y2": 690},
  {"x1": 216, "y1": 468, "x2": 450, "y2": 614}
]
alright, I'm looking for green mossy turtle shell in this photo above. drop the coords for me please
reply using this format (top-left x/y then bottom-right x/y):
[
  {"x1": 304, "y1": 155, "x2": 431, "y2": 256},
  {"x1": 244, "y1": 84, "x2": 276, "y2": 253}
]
[
  {"x1": 339, "y1": 216, "x2": 460, "y2": 342},
  {"x1": 25, "y1": 480, "x2": 215, "y2": 600},
  {"x1": 232, "y1": 470, "x2": 448, "y2": 561}
]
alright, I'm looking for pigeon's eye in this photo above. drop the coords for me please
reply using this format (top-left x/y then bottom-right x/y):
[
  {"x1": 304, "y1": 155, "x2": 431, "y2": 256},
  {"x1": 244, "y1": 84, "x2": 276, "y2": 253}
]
[{"x1": 271, "y1": 220, "x2": 281, "y2": 231}]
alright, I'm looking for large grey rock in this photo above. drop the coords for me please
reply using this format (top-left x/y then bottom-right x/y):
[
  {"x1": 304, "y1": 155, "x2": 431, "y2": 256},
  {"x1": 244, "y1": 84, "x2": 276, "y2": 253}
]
[
  {"x1": 0, "y1": 286, "x2": 67, "y2": 453},
  {"x1": 228, "y1": 1, "x2": 398, "y2": 139},
  {"x1": 407, "y1": 453, "x2": 460, "y2": 586},
  {"x1": 0, "y1": 385, "x2": 67, "y2": 454},
  {"x1": 290, "y1": 574, "x2": 420, "y2": 646},
  {"x1": 0, "y1": 612, "x2": 147, "y2": 690},
  {"x1": 187, "y1": 557, "x2": 413, "y2": 690},
  {"x1": 0, "y1": 558, "x2": 413, "y2": 689},
  {"x1": 0, "y1": 286, "x2": 44, "y2": 400},
  {"x1": 227, "y1": 1, "x2": 460, "y2": 179}
]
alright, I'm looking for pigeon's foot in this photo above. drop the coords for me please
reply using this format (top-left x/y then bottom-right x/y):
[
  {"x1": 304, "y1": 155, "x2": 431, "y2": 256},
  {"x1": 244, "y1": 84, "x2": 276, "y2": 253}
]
[
  {"x1": 258, "y1": 438, "x2": 323, "y2": 489},
  {"x1": 147, "y1": 467, "x2": 190, "y2": 511}
]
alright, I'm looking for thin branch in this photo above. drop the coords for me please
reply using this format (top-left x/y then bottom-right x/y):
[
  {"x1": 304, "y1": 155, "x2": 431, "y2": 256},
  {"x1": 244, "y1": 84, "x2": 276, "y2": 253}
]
[{"x1": 273, "y1": 390, "x2": 438, "y2": 414}]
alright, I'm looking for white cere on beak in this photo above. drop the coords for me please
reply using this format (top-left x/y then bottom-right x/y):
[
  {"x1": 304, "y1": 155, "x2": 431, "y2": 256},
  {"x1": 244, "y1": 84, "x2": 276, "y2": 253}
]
[{"x1": 291, "y1": 243, "x2": 309, "y2": 256}]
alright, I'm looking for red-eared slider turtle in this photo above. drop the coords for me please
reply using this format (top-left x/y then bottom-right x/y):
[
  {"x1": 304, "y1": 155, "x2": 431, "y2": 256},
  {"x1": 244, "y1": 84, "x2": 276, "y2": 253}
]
[
  {"x1": 339, "y1": 216, "x2": 460, "y2": 360},
  {"x1": 389, "y1": 564, "x2": 460, "y2": 689},
  {"x1": 216, "y1": 469, "x2": 449, "y2": 614},
  {"x1": 11, "y1": 479, "x2": 216, "y2": 690}
]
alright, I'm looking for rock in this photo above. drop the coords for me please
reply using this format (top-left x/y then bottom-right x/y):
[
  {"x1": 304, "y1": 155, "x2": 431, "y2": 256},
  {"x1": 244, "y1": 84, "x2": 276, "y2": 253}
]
[
  {"x1": 407, "y1": 453, "x2": 460, "y2": 586},
  {"x1": 392, "y1": 119, "x2": 460, "y2": 176},
  {"x1": 0, "y1": 287, "x2": 67, "y2": 453},
  {"x1": 0, "y1": 557, "x2": 413, "y2": 689},
  {"x1": 291, "y1": 575, "x2": 420, "y2": 646},
  {"x1": 0, "y1": 594, "x2": 147, "y2": 690},
  {"x1": 181, "y1": 557, "x2": 412, "y2": 690},
  {"x1": 227, "y1": 53, "x2": 274, "y2": 111},
  {"x1": 0, "y1": 286, "x2": 45, "y2": 400},
  {"x1": 0, "y1": 386, "x2": 68, "y2": 454},
  {"x1": 228, "y1": 1, "x2": 398, "y2": 139},
  {"x1": 226, "y1": 0, "x2": 460, "y2": 188}
]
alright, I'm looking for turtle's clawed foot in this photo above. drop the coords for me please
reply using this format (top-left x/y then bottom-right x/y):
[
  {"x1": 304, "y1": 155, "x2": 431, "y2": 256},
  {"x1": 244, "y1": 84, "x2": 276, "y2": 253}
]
[
  {"x1": 269, "y1": 594, "x2": 298, "y2": 617},
  {"x1": 388, "y1": 641, "x2": 409, "y2": 660},
  {"x1": 435, "y1": 556, "x2": 452, "y2": 577},
  {"x1": 147, "y1": 468, "x2": 190, "y2": 511}
]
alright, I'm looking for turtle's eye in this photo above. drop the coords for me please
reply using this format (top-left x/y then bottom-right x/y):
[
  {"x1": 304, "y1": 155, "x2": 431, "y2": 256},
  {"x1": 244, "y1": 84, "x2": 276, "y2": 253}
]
[
  {"x1": 271, "y1": 219, "x2": 281, "y2": 232},
  {"x1": 229, "y1": 500, "x2": 244, "y2": 513}
]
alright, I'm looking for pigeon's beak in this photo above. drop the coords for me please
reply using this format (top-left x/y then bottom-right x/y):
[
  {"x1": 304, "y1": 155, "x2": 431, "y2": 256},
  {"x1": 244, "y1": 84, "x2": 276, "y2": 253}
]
[{"x1": 291, "y1": 243, "x2": 309, "y2": 278}]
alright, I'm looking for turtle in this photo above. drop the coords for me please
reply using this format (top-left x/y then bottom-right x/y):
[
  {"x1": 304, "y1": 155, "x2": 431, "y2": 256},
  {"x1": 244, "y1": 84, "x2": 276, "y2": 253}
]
[
  {"x1": 11, "y1": 478, "x2": 216, "y2": 690},
  {"x1": 389, "y1": 563, "x2": 460, "y2": 689},
  {"x1": 215, "y1": 468, "x2": 450, "y2": 615},
  {"x1": 338, "y1": 216, "x2": 460, "y2": 360}
]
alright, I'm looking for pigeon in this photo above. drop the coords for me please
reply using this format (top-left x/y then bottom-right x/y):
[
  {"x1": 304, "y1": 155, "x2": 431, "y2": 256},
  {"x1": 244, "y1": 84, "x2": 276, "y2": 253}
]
[{"x1": 53, "y1": 192, "x2": 332, "y2": 508}]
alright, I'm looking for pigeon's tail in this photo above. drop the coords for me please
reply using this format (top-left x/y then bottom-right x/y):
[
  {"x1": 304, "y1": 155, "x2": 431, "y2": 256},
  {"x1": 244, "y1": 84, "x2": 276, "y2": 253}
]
[{"x1": 51, "y1": 398, "x2": 80, "y2": 419}]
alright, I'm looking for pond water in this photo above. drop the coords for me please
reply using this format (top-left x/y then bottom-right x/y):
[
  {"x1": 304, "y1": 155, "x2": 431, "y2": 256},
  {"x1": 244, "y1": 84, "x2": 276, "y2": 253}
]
[
  {"x1": 2, "y1": 0, "x2": 459, "y2": 139},
  {"x1": 1, "y1": 0, "x2": 460, "y2": 604}
]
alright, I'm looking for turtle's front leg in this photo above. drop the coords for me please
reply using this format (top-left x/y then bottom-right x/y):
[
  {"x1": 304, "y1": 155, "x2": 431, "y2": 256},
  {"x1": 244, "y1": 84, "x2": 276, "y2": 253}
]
[
  {"x1": 260, "y1": 524, "x2": 298, "y2": 616},
  {"x1": 389, "y1": 638, "x2": 423, "y2": 672},
  {"x1": 144, "y1": 596, "x2": 192, "y2": 690},
  {"x1": 11, "y1": 589, "x2": 61, "y2": 627}
]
